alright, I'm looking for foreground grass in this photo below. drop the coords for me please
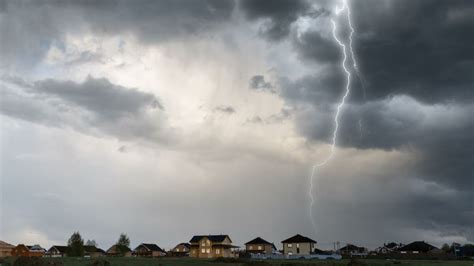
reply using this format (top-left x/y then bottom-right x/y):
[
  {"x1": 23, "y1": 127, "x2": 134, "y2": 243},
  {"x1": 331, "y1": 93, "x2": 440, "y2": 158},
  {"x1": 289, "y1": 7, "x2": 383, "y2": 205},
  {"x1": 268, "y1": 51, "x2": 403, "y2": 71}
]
[{"x1": 2, "y1": 257, "x2": 473, "y2": 266}]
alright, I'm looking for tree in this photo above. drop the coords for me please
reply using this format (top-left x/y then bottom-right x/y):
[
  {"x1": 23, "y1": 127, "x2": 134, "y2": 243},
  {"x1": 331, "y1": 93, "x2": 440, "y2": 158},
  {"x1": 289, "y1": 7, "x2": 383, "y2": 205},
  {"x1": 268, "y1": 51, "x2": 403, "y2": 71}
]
[
  {"x1": 115, "y1": 233, "x2": 130, "y2": 256},
  {"x1": 86, "y1": 239, "x2": 97, "y2": 247},
  {"x1": 67, "y1": 231, "x2": 85, "y2": 257},
  {"x1": 441, "y1": 243, "x2": 450, "y2": 252}
]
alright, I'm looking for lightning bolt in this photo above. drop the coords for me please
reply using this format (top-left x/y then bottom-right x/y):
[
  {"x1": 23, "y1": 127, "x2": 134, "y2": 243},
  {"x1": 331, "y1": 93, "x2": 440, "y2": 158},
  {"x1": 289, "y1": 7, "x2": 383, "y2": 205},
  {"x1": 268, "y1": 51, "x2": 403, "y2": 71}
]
[{"x1": 308, "y1": 0, "x2": 359, "y2": 234}]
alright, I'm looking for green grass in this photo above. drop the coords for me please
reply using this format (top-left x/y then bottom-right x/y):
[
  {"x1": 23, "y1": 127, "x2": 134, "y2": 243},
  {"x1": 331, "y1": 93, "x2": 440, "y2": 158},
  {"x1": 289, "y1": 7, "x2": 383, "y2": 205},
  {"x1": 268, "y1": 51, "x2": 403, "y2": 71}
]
[{"x1": 2, "y1": 257, "x2": 473, "y2": 266}]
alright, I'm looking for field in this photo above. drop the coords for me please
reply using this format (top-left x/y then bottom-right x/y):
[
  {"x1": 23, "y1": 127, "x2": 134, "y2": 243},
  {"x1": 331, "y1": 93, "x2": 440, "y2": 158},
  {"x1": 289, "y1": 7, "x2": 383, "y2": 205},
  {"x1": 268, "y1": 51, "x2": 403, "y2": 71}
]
[{"x1": 2, "y1": 257, "x2": 473, "y2": 266}]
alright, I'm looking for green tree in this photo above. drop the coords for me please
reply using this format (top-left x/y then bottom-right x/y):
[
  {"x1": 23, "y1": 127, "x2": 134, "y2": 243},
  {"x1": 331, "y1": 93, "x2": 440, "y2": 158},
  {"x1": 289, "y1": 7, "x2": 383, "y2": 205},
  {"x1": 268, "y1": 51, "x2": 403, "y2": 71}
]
[
  {"x1": 67, "y1": 231, "x2": 85, "y2": 257},
  {"x1": 115, "y1": 233, "x2": 130, "y2": 256},
  {"x1": 441, "y1": 243, "x2": 450, "y2": 252}
]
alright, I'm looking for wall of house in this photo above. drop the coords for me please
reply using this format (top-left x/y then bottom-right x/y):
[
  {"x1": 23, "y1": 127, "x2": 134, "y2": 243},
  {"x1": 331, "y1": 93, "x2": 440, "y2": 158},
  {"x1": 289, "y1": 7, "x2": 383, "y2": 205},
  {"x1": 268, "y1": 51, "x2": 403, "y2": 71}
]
[
  {"x1": 283, "y1": 242, "x2": 314, "y2": 255},
  {"x1": 246, "y1": 244, "x2": 273, "y2": 254}
]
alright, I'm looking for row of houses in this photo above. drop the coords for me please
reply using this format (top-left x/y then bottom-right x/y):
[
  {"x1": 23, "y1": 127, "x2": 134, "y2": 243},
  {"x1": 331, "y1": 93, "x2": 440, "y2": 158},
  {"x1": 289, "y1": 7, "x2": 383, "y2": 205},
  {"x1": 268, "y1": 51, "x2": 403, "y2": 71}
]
[{"x1": 2, "y1": 235, "x2": 473, "y2": 259}]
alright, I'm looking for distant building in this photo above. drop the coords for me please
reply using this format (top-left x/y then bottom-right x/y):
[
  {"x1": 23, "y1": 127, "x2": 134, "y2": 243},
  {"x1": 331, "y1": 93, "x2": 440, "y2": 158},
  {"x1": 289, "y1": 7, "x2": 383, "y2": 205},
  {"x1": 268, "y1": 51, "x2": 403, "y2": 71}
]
[
  {"x1": 0, "y1": 240, "x2": 15, "y2": 257},
  {"x1": 133, "y1": 243, "x2": 166, "y2": 257},
  {"x1": 281, "y1": 234, "x2": 317, "y2": 256},
  {"x1": 106, "y1": 245, "x2": 132, "y2": 257},
  {"x1": 84, "y1": 245, "x2": 106, "y2": 257},
  {"x1": 170, "y1": 243, "x2": 190, "y2": 257},
  {"x1": 45, "y1": 246, "x2": 68, "y2": 257},
  {"x1": 245, "y1": 237, "x2": 276, "y2": 255},
  {"x1": 398, "y1": 241, "x2": 438, "y2": 254},
  {"x1": 375, "y1": 242, "x2": 404, "y2": 254},
  {"x1": 338, "y1": 244, "x2": 368, "y2": 257},
  {"x1": 189, "y1": 235, "x2": 238, "y2": 258},
  {"x1": 11, "y1": 244, "x2": 45, "y2": 257}
]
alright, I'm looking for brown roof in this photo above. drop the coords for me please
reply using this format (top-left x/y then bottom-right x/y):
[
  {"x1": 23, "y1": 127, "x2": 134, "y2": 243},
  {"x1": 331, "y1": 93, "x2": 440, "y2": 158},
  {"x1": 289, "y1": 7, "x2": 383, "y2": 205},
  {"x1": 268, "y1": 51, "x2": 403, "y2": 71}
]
[{"x1": 0, "y1": 240, "x2": 15, "y2": 249}]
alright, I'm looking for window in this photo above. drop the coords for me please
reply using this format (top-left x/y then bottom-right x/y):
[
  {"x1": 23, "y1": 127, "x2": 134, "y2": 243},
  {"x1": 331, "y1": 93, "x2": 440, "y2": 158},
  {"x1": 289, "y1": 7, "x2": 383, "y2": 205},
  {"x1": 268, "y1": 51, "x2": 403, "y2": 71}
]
[
  {"x1": 201, "y1": 249, "x2": 205, "y2": 253},
  {"x1": 206, "y1": 248, "x2": 210, "y2": 254},
  {"x1": 288, "y1": 252, "x2": 293, "y2": 255},
  {"x1": 258, "y1": 246, "x2": 262, "y2": 250},
  {"x1": 296, "y1": 243, "x2": 299, "y2": 248},
  {"x1": 207, "y1": 240, "x2": 210, "y2": 245},
  {"x1": 216, "y1": 249, "x2": 220, "y2": 254},
  {"x1": 287, "y1": 244, "x2": 292, "y2": 248},
  {"x1": 249, "y1": 246, "x2": 253, "y2": 250}
]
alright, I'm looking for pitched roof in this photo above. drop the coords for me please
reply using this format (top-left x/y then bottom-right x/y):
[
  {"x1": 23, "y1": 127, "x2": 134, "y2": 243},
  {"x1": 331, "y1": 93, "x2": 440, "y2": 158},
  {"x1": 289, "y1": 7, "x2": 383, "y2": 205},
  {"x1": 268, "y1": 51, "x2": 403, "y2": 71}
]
[
  {"x1": 174, "y1": 243, "x2": 190, "y2": 249},
  {"x1": 281, "y1": 234, "x2": 316, "y2": 244},
  {"x1": 399, "y1": 241, "x2": 437, "y2": 252},
  {"x1": 135, "y1": 243, "x2": 164, "y2": 252},
  {"x1": 48, "y1": 245, "x2": 68, "y2": 253},
  {"x1": 245, "y1": 237, "x2": 272, "y2": 245},
  {"x1": 189, "y1": 235, "x2": 231, "y2": 243},
  {"x1": 84, "y1": 245, "x2": 105, "y2": 253},
  {"x1": 339, "y1": 244, "x2": 365, "y2": 251},
  {"x1": 0, "y1": 240, "x2": 15, "y2": 249}
]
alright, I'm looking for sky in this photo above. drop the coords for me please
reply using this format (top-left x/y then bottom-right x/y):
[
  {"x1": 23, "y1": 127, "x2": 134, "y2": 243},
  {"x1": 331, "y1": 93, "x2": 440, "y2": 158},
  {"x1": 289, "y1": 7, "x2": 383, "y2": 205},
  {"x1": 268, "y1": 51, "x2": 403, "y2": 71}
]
[{"x1": 0, "y1": 0, "x2": 473, "y2": 251}]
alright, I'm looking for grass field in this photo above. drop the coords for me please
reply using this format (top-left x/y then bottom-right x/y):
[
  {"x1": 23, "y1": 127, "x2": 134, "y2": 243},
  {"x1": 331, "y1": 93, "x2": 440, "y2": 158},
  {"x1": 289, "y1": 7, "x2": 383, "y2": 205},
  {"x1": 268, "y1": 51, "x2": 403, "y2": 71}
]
[{"x1": 2, "y1": 257, "x2": 473, "y2": 266}]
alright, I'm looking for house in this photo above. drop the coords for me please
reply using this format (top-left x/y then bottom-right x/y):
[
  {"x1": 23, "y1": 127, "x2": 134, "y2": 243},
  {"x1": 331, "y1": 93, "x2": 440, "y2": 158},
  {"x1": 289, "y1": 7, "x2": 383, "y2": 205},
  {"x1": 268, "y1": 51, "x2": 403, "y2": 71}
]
[
  {"x1": 133, "y1": 243, "x2": 166, "y2": 257},
  {"x1": 0, "y1": 240, "x2": 15, "y2": 257},
  {"x1": 281, "y1": 234, "x2": 317, "y2": 256},
  {"x1": 106, "y1": 244, "x2": 132, "y2": 257},
  {"x1": 170, "y1": 243, "x2": 191, "y2": 257},
  {"x1": 84, "y1": 245, "x2": 106, "y2": 257},
  {"x1": 375, "y1": 242, "x2": 403, "y2": 254},
  {"x1": 398, "y1": 241, "x2": 438, "y2": 254},
  {"x1": 245, "y1": 237, "x2": 276, "y2": 255},
  {"x1": 11, "y1": 244, "x2": 45, "y2": 257},
  {"x1": 45, "y1": 245, "x2": 68, "y2": 257},
  {"x1": 338, "y1": 244, "x2": 368, "y2": 257},
  {"x1": 189, "y1": 235, "x2": 238, "y2": 258}
]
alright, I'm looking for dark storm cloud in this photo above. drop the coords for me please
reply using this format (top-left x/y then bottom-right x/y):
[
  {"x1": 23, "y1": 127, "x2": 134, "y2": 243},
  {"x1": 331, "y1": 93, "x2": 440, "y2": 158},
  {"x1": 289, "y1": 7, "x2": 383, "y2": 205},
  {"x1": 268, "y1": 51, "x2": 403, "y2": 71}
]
[
  {"x1": 0, "y1": 76, "x2": 166, "y2": 141},
  {"x1": 293, "y1": 31, "x2": 341, "y2": 64},
  {"x1": 287, "y1": 0, "x2": 474, "y2": 105},
  {"x1": 249, "y1": 75, "x2": 275, "y2": 92},
  {"x1": 239, "y1": 0, "x2": 310, "y2": 40},
  {"x1": 0, "y1": 0, "x2": 235, "y2": 65}
]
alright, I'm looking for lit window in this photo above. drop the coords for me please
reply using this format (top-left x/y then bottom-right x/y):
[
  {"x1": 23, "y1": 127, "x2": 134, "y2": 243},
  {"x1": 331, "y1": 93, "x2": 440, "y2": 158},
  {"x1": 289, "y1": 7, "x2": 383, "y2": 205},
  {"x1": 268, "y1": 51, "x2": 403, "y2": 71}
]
[
  {"x1": 216, "y1": 249, "x2": 220, "y2": 254},
  {"x1": 249, "y1": 246, "x2": 253, "y2": 250},
  {"x1": 288, "y1": 252, "x2": 293, "y2": 255},
  {"x1": 258, "y1": 246, "x2": 262, "y2": 250},
  {"x1": 207, "y1": 240, "x2": 210, "y2": 245},
  {"x1": 288, "y1": 244, "x2": 292, "y2": 248},
  {"x1": 176, "y1": 248, "x2": 180, "y2": 252},
  {"x1": 201, "y1": 249, "x2": 205, "y2": 253},
  {"x1": 206, "y1": 248, "x2": 210, "y2": 254},
  {"x1": 296, "y1": 243, "x2": 299, "y2": 248}
]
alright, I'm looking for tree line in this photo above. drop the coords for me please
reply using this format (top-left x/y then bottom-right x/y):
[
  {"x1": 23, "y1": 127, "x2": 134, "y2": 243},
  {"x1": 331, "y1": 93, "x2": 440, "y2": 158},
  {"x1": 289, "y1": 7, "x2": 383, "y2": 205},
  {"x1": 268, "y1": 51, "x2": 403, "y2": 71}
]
[{"x1": 66, "y1": 232, "x2": 130, "y2": 257}]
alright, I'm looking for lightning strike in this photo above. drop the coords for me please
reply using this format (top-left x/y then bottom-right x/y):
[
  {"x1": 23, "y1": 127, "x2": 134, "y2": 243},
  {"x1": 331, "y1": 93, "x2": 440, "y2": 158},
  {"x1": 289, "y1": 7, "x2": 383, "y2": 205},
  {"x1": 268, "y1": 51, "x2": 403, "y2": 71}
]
[{"x1": 308, "y1": 0, "x2": 359, "y2": 234}]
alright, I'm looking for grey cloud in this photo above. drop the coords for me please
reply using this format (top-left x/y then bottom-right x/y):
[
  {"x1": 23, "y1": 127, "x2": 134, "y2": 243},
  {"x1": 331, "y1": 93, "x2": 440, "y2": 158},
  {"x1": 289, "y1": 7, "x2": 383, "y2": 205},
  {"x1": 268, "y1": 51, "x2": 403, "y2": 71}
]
[
  {"x1": 239, "y1": 0, "x2": 310, "y2": 40},
  {"x1": 0, "y1": 76, "x2": 166, "y2": 142},
  {"x1": 0, "y1": 0, "x2": 235, "y2": 66},
  {"x1": 296, "y1": 96, "x2": 473, "y2": 191},
  {"x1": 293, "y1": 31, "x2": 341, "y2": 64},
  {"x1": 249, "y1": 75, "x2": 274, "y2": 92},
  {"x1": 214, "y1": 105, "x2": 236, "y2": 114}
]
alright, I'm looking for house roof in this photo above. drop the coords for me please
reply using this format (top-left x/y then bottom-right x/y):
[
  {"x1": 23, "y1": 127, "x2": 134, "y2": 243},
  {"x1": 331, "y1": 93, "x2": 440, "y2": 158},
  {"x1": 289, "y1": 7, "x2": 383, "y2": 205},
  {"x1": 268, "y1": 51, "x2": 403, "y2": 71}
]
[
  {"x1": 339, "y1": 244, "x2": 365, "y2": 251},
  {"x1": 245, "y1": 237, "x2": 272, "y2": 245},
  {"x1": 27, "y1": 245, "x2": 45, "y2": 252},
  {"x1": 84, "y1": 245, "x2": 105, "y2": 253},
  {"x1": 135, "y1": 243, "x2": 164, "y2": 252},
  {"x1": 281, "y1": 234, "x2": 316, "y2": 244},
  {"x1": 174, "y1": 243, "x2": 191, "y2": 249},
  {"x1": 107, "y1": 244, "x2": 131, "y2": 253},
  {"x1": 399, "y1": 241, "x2": 437, "y2": 252},
  {"x1": 0, "y1": 240, "x2": 15, "y2": 249},
  {"x1": 385, "y1": 242, "x2": 401, "y2": 249},
  {"x1": 48, "y1": 245, "x2": 68, "y2": 253},
  {"x1": 189, "y1": 235, "x2": 231, "y2": 243}
]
